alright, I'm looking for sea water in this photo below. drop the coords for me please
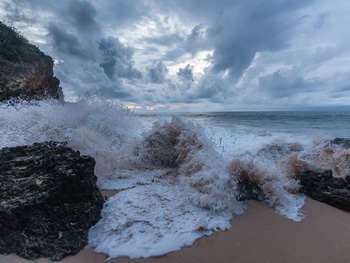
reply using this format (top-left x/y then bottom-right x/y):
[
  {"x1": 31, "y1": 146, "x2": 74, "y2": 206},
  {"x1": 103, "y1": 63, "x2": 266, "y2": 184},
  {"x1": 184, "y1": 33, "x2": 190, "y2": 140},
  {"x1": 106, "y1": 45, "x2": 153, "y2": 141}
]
[{"x1": 1, "y1": 97, "x2": 350, "y2": 259}]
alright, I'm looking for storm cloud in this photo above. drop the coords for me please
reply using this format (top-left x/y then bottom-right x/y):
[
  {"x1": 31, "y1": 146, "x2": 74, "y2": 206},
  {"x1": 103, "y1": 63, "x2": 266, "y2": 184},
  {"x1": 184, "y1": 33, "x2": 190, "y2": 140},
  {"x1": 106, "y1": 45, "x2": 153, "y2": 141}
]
[
  {"x1": 99, "y1": 37, "x2": 142, "y2": 80},
  {"x1": 177, "y1": 64, "x2": 194, "y2": 83},
  {"x1": 47, "y1": 23, "x2": 88, "y2": 58},
  {"x1": 1, "y1": 0, "x2": 350, "y2": 110},
  {"x1": 148, "y1": 61, "x2": 168, "y2": 84}
]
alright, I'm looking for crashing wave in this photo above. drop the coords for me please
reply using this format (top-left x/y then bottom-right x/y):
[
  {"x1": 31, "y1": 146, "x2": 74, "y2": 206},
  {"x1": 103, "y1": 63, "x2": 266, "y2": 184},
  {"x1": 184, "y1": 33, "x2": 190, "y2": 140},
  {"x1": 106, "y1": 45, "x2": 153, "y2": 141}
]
[{"x1": 135, "y1": 117, "x2": 240, "y2": 211}]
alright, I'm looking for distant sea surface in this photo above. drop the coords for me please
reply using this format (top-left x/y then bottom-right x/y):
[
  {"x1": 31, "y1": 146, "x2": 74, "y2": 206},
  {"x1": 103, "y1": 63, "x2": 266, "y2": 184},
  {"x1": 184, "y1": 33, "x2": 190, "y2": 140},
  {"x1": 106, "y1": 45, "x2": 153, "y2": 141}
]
[{"x1": 151, "y1": 111, "x2": 350, "y2": 138}]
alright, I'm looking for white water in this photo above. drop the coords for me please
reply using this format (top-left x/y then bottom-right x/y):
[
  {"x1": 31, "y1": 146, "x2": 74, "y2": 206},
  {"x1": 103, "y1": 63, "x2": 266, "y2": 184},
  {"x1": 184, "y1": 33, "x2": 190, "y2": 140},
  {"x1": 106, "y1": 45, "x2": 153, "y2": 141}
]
[{"x1": 1, "y1": 98, "x2": 349, "y2": 259}]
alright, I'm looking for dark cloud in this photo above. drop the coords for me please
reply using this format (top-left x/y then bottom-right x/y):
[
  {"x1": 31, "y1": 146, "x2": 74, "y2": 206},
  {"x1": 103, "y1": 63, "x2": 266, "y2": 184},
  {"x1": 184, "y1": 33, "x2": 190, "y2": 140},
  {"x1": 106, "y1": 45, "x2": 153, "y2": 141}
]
[
  {"x1": 97, "y1": 0, "x2": 150, "y2": 27},
  {"x1": 36, "y1": 1, "x2": 144, "y2": 101},
  {"x1": 47, "y1": 23, "x2": 88, "y2": 58},
  {"x1": 209, "y1": 0, "x2": 314, "y2": 80},
  {"x1": 155, "y1": 0, "x2": 314, "y2": 83},
  {"x1": 99, "y1": 37, "x2": 142, "y2": 80},
  {"x1": 143, "y1": 24, "x2": 206, "y2": 63},
  {"x1": 186, "y1": 24, "x2": 204, "y2": 56},
  {"x1": 258, "y1": 70, "x2": 308, "y2": 98},
  {"x1": 66, "y1": 0, "x2": 99, "y2": 34},
  {"x1": 2, "y1": 0, "x2": 349, "y2": 110},
  {"x1": 148, "y1": 61, "x2": 168, "y2": 84},
  {"x1": 177, "y1": 64, "x2": 194, "y2": 83},
  {"x1": 187, "y1": 73, "x2": 225, "y2": 102}
]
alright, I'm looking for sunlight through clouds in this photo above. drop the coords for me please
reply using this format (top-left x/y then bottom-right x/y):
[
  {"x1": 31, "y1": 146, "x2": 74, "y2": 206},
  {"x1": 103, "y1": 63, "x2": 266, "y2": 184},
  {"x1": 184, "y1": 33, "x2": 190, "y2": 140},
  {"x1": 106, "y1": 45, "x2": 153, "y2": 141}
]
[{"x1": 1, "y1": 0, "x2": 350, "y2": 112}]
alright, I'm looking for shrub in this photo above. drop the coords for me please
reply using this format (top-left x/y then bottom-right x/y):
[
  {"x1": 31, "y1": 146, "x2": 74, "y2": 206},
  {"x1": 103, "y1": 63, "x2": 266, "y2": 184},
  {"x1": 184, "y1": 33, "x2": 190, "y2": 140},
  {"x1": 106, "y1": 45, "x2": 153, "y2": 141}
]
[{"x1": 0, "y1": 21, "x2": 40, "y2": 62}]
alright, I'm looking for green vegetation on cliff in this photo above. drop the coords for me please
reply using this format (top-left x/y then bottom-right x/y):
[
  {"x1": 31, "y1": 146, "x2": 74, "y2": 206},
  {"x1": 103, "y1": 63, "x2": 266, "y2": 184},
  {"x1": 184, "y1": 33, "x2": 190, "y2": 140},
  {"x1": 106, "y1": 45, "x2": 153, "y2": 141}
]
[
  {"x1": 0, "y1": 21, "x2": 40, "y2": 62},
  {"x1": 0, "y1": 21, "x2": 62, "y2": 101}
]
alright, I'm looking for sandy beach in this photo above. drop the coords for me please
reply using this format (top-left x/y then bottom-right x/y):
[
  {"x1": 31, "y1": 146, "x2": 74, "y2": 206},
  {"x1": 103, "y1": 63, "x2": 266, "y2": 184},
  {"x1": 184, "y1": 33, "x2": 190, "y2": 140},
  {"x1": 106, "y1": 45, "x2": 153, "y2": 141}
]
[{"x1": 1, "y1": 198, "x2": 349, "y2": 263}]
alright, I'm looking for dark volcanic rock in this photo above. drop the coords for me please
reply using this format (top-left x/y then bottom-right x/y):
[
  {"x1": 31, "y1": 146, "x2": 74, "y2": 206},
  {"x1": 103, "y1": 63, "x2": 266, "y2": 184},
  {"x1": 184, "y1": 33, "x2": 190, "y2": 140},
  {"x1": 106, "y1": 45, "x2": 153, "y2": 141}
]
[
  {"x1": 0, "y1": 141, "x2": 104, "y2": 260},
  {"x1": 235, "y1": 180, "x2": 264, "y2": 202},
  {"x1": 298, "y1": 170, "x2": 350, "y2": 212},
  {"x1": 329, "y1": 138, "x2": 350, "y2": 149},
  {"x1": 0, "y1": 22, "x2": 62, "y2": 101}
]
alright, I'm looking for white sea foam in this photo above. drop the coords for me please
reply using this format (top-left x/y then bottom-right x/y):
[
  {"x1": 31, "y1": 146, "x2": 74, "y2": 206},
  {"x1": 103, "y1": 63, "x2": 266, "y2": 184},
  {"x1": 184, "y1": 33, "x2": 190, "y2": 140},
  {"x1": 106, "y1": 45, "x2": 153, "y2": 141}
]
[
  {"x1": 1, "y1": 98, "x2": 349, "y2": 259},
  {"x1": 88, "y1": 182, "x2": 235, "y2": 259}
]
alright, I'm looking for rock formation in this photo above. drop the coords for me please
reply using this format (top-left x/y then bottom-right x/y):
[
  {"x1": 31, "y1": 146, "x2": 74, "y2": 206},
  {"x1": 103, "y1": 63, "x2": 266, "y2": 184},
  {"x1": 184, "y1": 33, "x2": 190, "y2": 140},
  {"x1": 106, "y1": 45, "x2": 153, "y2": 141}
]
[
  {"x1": 298, "y1": 170, "x2": 350, "y2": 212},
  {"x1": 329, "y1": 138, "x2": 350, "y2": 149},
  {"x1": 235, "y1": 138, "x2": 350, "y2": 213},
  {"x1": 235, "y1": 180, "x2": 264, "y2": 202},
  {"x1": 0, "y1": 141, "x2": 104, "y2": 260},
  {"x1": 0, "y1": 21, "x2": 62, "y2": 101}
]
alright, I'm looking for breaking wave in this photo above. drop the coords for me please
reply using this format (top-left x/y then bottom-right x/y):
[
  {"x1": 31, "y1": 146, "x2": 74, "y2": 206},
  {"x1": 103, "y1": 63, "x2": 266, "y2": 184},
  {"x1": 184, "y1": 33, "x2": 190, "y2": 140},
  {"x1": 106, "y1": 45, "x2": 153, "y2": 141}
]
[{"x1": 1, "y1": 97, "x2": 349, "y2": 259}]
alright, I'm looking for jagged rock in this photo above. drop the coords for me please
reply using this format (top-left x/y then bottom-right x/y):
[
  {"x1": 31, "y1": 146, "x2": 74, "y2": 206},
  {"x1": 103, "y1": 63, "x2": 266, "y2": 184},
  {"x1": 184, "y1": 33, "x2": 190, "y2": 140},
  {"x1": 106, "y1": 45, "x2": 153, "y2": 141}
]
[
  {"x1": 298, "y1": 170, "x2": 350, "y2": 212},
  {"x1": 0, "y1": 141, "x2": 104, "y2": 261},
  {"x1": 235, "y1": 180, "x2": 264, "y2": 201},
  {"x1": 0, "y1": 22, "x2": 62, "y2": 102},
  {"x1": 329, "y1": 138, "x2": 350, "y2": 149}
]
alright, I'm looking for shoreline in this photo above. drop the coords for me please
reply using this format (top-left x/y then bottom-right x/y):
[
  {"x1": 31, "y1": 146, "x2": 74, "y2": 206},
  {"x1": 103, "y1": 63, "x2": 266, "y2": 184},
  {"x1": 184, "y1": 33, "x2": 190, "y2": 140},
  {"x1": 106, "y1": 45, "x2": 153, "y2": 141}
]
[{"x1": 1, "y1": 198, "x2": 350, "y2": 263}]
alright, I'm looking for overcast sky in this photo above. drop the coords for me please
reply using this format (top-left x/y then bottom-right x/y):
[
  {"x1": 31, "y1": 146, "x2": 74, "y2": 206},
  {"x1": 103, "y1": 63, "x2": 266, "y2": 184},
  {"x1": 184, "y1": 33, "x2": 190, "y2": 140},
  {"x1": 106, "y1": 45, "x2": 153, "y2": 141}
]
[{"x1": 1, "y1": 0, "x2": 350, "y2": 111}]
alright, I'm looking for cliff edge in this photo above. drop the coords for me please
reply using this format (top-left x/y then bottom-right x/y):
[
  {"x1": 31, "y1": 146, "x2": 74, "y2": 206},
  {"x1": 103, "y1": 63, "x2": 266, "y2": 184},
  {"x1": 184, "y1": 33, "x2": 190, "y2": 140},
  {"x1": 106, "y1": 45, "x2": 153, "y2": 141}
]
[{"x1": 0, "y1": 22, "x2": 62, "y2": 101}]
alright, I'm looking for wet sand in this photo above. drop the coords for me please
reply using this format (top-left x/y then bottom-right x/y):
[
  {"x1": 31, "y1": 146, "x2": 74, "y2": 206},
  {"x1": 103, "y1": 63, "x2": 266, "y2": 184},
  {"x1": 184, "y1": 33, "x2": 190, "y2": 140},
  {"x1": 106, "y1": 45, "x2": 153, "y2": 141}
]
[{"x1": 1, "y1": 198, "x2": 350, "y2": 263}]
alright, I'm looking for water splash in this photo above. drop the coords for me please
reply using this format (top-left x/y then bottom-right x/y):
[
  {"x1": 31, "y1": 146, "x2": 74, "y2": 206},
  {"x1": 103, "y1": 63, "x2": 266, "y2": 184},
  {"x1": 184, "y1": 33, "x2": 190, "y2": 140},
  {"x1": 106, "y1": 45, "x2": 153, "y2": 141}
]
[{"x1": 2, "y1": 98, "x2": 349, "y2": 259}]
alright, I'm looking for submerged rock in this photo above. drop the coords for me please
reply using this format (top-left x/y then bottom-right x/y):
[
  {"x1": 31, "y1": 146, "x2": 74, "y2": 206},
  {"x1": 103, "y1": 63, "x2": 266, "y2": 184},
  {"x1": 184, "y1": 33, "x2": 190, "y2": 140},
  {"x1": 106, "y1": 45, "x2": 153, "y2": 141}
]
[
  {"x1": 235, "y1": 180, "x2": 264, "y2": 202},
  {"x1": 298, "y1": 170, "x2": 350, "y2": 212},
  {"x1": 0, "y1": 141, "x2": 104, "y2": 260}
]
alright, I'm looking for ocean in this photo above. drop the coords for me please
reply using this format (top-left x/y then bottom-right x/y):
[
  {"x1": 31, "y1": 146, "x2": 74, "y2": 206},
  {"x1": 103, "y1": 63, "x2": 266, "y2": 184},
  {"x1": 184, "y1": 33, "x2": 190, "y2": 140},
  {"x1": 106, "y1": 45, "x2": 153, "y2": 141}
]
[{"x1": 1, "y1": 97, "x2": 350, "y2": 259}]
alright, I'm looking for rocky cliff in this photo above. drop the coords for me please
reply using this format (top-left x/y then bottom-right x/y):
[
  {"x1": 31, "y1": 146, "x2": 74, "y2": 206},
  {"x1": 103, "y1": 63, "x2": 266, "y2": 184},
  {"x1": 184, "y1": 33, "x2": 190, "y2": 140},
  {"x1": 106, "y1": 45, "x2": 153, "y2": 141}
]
[{"x1": 0, "y1": 22, "x2": 62, "y2": 101}]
